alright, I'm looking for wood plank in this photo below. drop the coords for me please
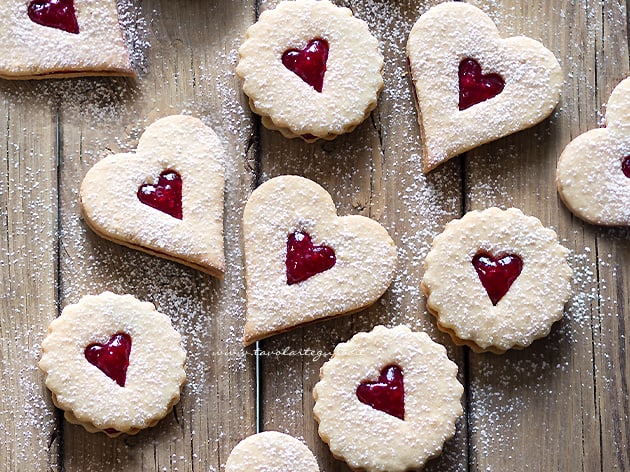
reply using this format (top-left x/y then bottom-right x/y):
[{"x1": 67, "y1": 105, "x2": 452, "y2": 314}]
[
  {"x1": 56, "y1": 0, "x2": 257, "y2": 470},
  {"x1": 256, "y1": 1, "x2": 466, "y2": 471},
  {"x1": 463, "y1": 1, "x2": 627, "y2": 470},
  {"x1": 0, "y1": 85, "x2": 60, "y2": 470}
]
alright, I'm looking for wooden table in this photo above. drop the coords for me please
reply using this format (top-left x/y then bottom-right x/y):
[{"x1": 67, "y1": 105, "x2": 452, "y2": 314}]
[{"x1": 1, "y1": 1, "x2": 628, "y2": 470}]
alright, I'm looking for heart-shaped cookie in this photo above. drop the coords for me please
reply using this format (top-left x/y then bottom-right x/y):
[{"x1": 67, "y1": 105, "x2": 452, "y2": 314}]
[
  {"x1": 80, "y1": 115, "x2": 226, "y2": 278},
  {"x1": 226, "y1": 431, "x2": 320, "y2": 472},
  {"x1": 313, "y1": 325, "x2": 463, "y2": 472},
  {"x1": 556, "y1": 77, "x2": 630, "y2": 226},
  {"x1": 407, "y1": 2, "x2": 562, "y2": 173},
  {"x1": 242, "y1": 175, "x2": 397, "y2": 345}
]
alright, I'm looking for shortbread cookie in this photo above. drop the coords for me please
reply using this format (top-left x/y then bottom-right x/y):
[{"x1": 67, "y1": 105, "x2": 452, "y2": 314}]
[
  {"x1": 226, "y1": 432, "x2": 320, "y2": 472},
  {"x1": 557, "y1": 77, "x2": 630, "y2": 226},
  {"x1": 242, "y1": 175, "x2": 397, "y2": 345},
  {"x1": 422, "y1": 208, "x2": 572, "y2": 353},
  {"x1": 80, "y1": 115, "x2": 226, "y2": 278},
  {"x1": 0, "y1": 0, "x2": 134, "y2": 79},
  {"x1": 407, "y1": 2, "x2": 562, "y2": 172},
  {"x1": 313, "y1": 325, "x2": 463, "y2": 472},
  {"x1": 236, "y1": 0, "x2": 383, "y2": 142},
  {"x1": 39, "y1": 292, "x2": 186, "y2": 437}
]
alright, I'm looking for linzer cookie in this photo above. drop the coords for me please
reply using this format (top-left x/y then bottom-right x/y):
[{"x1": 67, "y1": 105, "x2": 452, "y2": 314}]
[
  {"x1": 557, "y1": 77, "x2": 630, "y2": 226},
  {"x1": 313, "y1": 325, "x2": 463, "y2": 472},
  {"x1": 422, "y1": 208, "x2": 572, "y2": 353},
  {"x1": 236, "y1": 0, "x2": 383, "y2": 142},
  {"x1": 79, "y1": 115, "x2": 226, "y2": 278},
  {"x1": 407, "y1": 2, "x2": 562, "y2": 172},
  {"x1": 242, "y1": 175, "x2": 397, "y2": 345},
  {"x1": 39, "y1": 292, "x2": 186, "y2": 437},
  {"x1": 0, "y1": 0, "x2": 134, "y2": 79},
  {"x1": 226, "y1": 432, "x2": 320, "y2": 472}
]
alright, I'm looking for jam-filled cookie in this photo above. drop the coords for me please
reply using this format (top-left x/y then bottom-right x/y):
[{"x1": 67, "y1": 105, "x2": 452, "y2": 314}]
[
  {"x1": 407, "y1": 2, "x2": 562, "y2": 172},
  {"x1": 80, "y1": 115, "x2": 226, "y2": 278},
  {"x1": 39, "y1": 292, "x2": 186, "y2": 437},
  {"x1": 557, "y1": 77, "x2": 630, "y2": 226},
  {"x1": 226, "y1": 431, "x2": 320, "y2": 472},
  {"x1": 236, "y1": 0, "x2": 383, "y2": 142},
  {"x1": 242, "y1": 175, "x2": 397, "y2": 345},
  {"x1": 313, "y1": 325, "x2": 463, "y2": 472},
  {"x1": 422, "y1": 208, "x2": 572, "y2": 353},
  {"x1": 0, "y1": 0, "x2": 134, "y2": 79}
]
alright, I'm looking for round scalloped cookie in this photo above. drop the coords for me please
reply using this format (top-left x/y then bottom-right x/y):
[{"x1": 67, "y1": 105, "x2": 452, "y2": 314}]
[
  {"x1": 226, "y1": 431, "x2": 320, "y2": 472},
  {"x1": 313, "y1": 325, "x2": 463, "y2": 472},
  {"x1": 422, "y1": 208, "x2": 572, "y2": 353},
  {"x1": 236, "y1": 0, "x2": 383, "y2": 141},
  {"x1": 39, "y1": 292, "x2": 186, "y2": 437}
]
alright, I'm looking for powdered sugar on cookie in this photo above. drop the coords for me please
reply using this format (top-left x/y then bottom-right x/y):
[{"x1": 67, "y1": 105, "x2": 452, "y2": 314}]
[
  {"x1": 1, "y1": 0, "x2": 134, "y2": 79},
  {"x1": 422, "y1": 208, "x2": 572, "y2": 353},
  {"x1": 313, "y1": 325, "x2": 463, "y2": 472},
  {"x1": 236, "y1": 0, "x2": 383, "y2": 141},
  {"x1": 242, "y1": 175, "x2": 397, "y2": 345},
  {"x1": 557, "y1": 77, "x2": 630, "y2": 225},
  {"x1": 39, "y1": 292, "x2": 186, "y2": 437},
  {"x1": 407, "y1": 2, "x2": 562, "y2": 172}
]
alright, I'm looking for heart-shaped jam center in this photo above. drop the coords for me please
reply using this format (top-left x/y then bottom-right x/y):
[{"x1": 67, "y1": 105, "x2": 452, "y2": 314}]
[
  {"x1": 28, "y1": 0, "x2": 79, "y2": 34},
  {"x1": 282, "y1": 39, "x2": 329, "y2": 93},
  {"x1": 472, "y1": 252, "x2": 523, "y2": 305},
  {"x1": 84, "y1": 333, "x2": 132, "y2": 387},
  {"x1": 356, "y1": 365, "x2": 404, "y2": 420},
  {"x1": 622, "y1": 155, "x2": 630, "y2": 178},
  {"x1": 458, "y1": 58, "x2": 505, "y2": 110},
  {"x1": 286, "y1": 231, "x2": 336, "y2": 285},
  {"x1": 137, "y1": 170, "x2": 183, "y2": 219}
]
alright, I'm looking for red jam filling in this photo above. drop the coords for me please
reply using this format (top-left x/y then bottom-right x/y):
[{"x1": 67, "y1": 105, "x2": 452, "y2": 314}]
[
  {"x1": 458, "y1": 58, "x2": 505, "y2": 110},
  {"x1": 85, "y1": 333, "x2": 132, "y2": 387},
  {"x1": 622, "y1": 155, "x2": 630, "y2": 178},
  {"x1": 286, "y1": 231, "x2": 336, "y2": 285},
  {"x1": 472, "y1": 252, "x2": 523, "y2": 306},
  {"x1": 282, "y1": 39, "x2": 329, "y2": 93},
  {"x1": 356, "y1": 365, "x2": 405, "y2": 420},
  {"x1": 28, "y1": 0, "x2": 79, "y2": 34},
  {"x1": 137, "y1": 170, "x2": 183, "y2": 220}
]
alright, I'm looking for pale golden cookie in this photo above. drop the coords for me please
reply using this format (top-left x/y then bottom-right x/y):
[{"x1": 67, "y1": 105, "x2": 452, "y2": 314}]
[
  {"x1": 556, "y1": 77, "x2": 630, "y2": 226},
  {"x1": 242, "y1": 175, "x2": 397, "y2": 345},
  {"x1": 422, "y1": 208, "x2": 572, "y2": 353},
  {"x1": 407, "y1": 2, "x2": 562, "y2": 172},
  {"x1": 226, "y1": 432, "x2": 320, "y2": 472},
  {"x1": 236, "y1": 0, "x2": 383, "y2": 142},
  {"x1": 0, "y1": 0, "x2": 134, "y2": 79},
  {"x1": 80, "y1": 115, "x2": 226, "y2": 278},
  {"x1": 39, "y1": 292, "x2": 186, "y2": 437},
  {"x1": 313, "y1": 325, "x2": 463, "y2": 472}
]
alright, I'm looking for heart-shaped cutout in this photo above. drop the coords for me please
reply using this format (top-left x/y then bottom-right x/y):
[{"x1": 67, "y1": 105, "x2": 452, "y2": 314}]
[
  {"x1": 282, "y1": 38, "x2": 329, "y2": 93},
  {"x1": 356, "y1": 365, "x2": 404, "y2": 420},
  {"x1": 242, "y1": 175, "x2": 397, "y2": 345},
  {"x1": 286, "y1": 231, "x2": 336, "y2": 284},
  {"x1": 472, "y1": 252, "x2": 523, "y2": 306},
  {"x1": 84, "y1": 333, "x2": 132, "y2": 387},
  {"x1": 557, "y1": 77, "x2": 630, "y2": 226},
  {"x1": 137, "y1": 169, "x2": 183, "y2": 220},
  {"x1": 226, "y1": 431, "x2": 320, "y2": 472},
  {"x1": 459, "y1": 58, "x2": 505, "y2": 110},
  {"x1": 28, "y1": 0, "x2": 79, "y2": 34},
  {"x1": 80, "y1": 115, "x2": 226, "y2": 277},
  {"x1": 407, "y1": 2, "x2": 562, "y2": 172}
]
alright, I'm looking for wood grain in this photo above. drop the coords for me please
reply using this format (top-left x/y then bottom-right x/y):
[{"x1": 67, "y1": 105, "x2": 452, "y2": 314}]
[{"x1": 0, "y1": 1, "x2": 628, "y2": 471}]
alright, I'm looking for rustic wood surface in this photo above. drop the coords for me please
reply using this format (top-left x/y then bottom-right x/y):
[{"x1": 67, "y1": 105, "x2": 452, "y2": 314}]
[{"x1": 0, "y1": 0, "x2": 628, "y2": 471}]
